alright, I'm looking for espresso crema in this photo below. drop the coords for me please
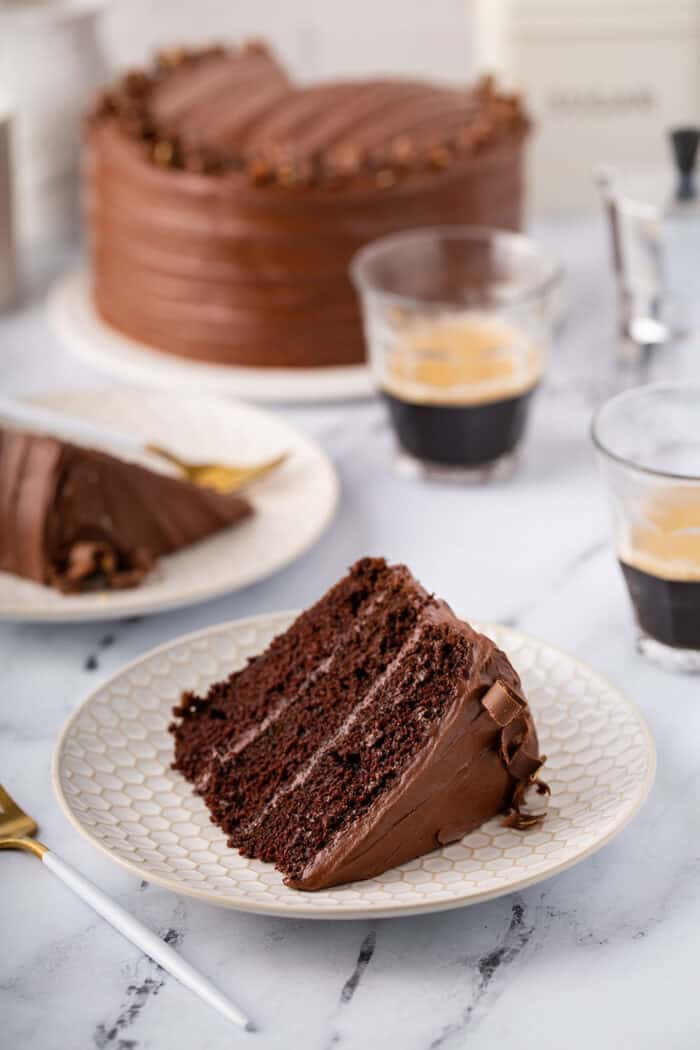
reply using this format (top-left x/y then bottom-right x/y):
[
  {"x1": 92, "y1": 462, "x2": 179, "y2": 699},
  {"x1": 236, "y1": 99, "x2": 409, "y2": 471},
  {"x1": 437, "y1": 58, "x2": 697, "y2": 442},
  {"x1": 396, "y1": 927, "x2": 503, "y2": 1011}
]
[
  {"x1": 619, "y1": 489, "x2": 700, "y2": 649},
  {"x1": 382, "y1": 315, "x2": 542, "y2": 467}
]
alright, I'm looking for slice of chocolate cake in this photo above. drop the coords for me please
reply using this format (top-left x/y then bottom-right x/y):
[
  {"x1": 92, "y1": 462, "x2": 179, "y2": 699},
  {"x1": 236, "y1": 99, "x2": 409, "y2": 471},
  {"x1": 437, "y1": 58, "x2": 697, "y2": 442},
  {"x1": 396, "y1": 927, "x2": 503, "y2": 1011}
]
[
  {"x1": 171, "y1": 558, "x2": 548, "y2": 891},
  {"x1": 0, "y1": 427, "x2": 252, "y2": 592}
]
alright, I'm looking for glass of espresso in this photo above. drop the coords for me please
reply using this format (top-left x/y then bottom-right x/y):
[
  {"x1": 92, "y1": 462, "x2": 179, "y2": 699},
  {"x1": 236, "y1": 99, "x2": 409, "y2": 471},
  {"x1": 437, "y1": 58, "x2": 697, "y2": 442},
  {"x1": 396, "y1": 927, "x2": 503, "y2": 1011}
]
[
  {"x1": 593, "y1": 382, "x2": 700, "y2": 672},
  {"x1": 351, "y1": 227, "x2": 563, "y2": 481}
]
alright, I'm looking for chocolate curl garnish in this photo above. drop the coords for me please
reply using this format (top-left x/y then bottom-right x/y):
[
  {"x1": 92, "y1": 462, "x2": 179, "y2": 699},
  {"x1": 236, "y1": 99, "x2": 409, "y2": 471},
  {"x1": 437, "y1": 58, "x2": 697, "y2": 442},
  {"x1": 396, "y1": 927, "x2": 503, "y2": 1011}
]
[
  {"x1": 471, "y1": 117, "x2": 495, "y2": 150},
  {"x1": 51, "y1": 541, "x2": 153, "y2": 593},
  {"x1": 500, "y1": 722, "x2": 549, "y2": 830},
  {"x1": 499, "y1": 718, "x2": 544, "y2": 781},
  {"x1": 390, "y1": 136, "x2": 415, "y2": 169},
  {"x1": 480, "y1": 680, "x2": 550, "y2": 830},
  {"x1": 426, "y1": 144, "x2": 452, "y2": 170},
  {"x1": 247, "y1": 156, "x2": 275, "y2": 186},
  {"x1": 242, "y1": 38, "x2": 271, "y2": 58},
  {"x1": 66, "y1": 540, "x2": 116, "y2": 583},
  {"x1": 375, "y1": 168, "x2": 397, "y2": 189},
  {"x1": 493, "y1": 94, "x2": 522, "y2": 128},
  {"x1": 325, "y1": 143, "x2": 364, "y2": 181},
  {"x1": 250, "y1": 141, "x2": 309, "y2": 187},
  {"x1": 481, "y1": 680, "x2": 523, "y2": 727},
  {"x1": 153, "y1": 139, "x2": 177, "y2": 168},
  {"x1": 156, "y1": 46, "x2": 189, "y2": 71},
  {"x1": 481, "y1": 681, "x2": 542, "y2": 780},
  {"x1": 276, "y1": 156, "x2": 314, "y2": 188},
  {"x1": 474, "y1": 75, "x2": 496, "y2": 102},
  {"x1": 89, "y1": 91, "x2": 117, "y2": 122},
  {"x1": 121, "y1": 70, "x2": 152, "y2": 98},
  {"x1": 503, "y1": 774, "x2": 550, "y2": 830}
]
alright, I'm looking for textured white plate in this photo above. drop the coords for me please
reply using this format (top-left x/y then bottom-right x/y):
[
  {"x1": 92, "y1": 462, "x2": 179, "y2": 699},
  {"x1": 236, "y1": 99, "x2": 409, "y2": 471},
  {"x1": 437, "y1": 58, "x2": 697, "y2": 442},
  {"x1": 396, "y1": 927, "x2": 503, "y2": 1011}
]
[
  {"x1": 53, "y1": 615, "x2": 656, "y2": 919},
  {"x1": 47, "y1": 269, "x2": 374, "y2": 404},
  {"x1": 0, "y1": 391, "x2": 338, "y2": 622}
]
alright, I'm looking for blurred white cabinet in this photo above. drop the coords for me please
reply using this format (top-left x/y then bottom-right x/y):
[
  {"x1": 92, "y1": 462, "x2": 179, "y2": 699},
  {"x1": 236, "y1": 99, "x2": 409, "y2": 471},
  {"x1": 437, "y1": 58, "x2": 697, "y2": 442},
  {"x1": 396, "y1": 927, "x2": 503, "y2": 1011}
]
[
  {"x1": 0, "y1": 1, "x2": 107, "y2": 244},
  {"x1": 471, "y1": 0, "x2": 700, "y2": 214}
]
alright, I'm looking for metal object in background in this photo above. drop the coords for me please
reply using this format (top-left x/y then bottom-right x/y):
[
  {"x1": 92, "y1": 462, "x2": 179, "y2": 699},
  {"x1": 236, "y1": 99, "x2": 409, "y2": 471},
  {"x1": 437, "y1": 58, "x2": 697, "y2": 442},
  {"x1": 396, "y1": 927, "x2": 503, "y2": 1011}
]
[
  {"x1": 597, "y1": 128, "x2": 700, "y2": 368},
  {"x1": 596, "y1": 167, "x2": 673, "y2": 363},
  {"x1": 670, "y1": 127, "x2": 700, "y2": 202},
  {"x1": 0, "y1": 93, "x2": 17, "y2": 310}
]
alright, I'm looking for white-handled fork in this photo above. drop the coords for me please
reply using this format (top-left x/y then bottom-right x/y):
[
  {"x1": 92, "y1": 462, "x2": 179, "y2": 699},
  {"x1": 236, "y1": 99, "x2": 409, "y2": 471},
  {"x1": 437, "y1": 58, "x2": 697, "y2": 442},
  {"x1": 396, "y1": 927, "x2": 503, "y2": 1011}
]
[{"x1": 0, "y1": 784, "x2": 254, "y2": 1032}]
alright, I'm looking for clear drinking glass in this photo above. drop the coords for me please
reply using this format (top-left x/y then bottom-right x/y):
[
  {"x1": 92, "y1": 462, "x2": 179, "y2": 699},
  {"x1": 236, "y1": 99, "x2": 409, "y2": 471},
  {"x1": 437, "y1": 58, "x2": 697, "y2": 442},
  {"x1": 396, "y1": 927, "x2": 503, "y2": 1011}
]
[
  {"x1": 592, "y1": 382, "x2": 700, "y2": 672},
  {"x1": 351, "y1": 226, "x2": 563, "y2": 482}
]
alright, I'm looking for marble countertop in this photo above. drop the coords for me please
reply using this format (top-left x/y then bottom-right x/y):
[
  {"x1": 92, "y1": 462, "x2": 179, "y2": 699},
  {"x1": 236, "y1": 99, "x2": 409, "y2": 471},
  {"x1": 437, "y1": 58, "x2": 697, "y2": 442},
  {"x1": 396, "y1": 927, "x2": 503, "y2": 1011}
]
[{"x1": 2, "y1": 222, "x2": 700, "y2": 1050}]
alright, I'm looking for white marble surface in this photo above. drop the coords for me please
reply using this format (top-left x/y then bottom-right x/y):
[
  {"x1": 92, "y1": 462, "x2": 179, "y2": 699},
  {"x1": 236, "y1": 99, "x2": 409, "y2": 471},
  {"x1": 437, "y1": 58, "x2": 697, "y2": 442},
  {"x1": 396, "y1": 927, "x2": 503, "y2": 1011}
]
[{"x1": 2, "y1": 222, "x2": 700, "y2": 1049}]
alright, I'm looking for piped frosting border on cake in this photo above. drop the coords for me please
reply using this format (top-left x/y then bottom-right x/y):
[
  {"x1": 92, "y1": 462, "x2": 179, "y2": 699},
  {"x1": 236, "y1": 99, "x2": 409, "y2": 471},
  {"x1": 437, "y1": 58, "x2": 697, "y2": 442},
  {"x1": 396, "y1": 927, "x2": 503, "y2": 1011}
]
[{"x1": 88, "y1": 41, "x2": 530, "y2": 192}]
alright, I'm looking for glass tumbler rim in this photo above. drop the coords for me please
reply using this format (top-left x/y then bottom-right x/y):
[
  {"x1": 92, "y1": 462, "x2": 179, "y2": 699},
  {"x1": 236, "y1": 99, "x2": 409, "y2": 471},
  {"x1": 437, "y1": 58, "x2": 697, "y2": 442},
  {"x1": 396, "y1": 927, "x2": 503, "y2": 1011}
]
[
  {"x1": 591, "y1": 380, "x2": 700, "y2": 482},
  {"x1": 349, "y1": 224, "x2": 564, "y2": 312}
]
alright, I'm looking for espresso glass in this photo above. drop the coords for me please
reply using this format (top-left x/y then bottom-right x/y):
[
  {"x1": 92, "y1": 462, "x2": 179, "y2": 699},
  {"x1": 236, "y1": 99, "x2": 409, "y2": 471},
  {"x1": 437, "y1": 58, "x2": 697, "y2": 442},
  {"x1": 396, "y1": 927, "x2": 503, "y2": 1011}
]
[
  {"x1": 351, "y1": 227, "x2": 563, "y2": 482},
  {"x1": 593, "y1": 382, "x2": 700, "y2": 672}
]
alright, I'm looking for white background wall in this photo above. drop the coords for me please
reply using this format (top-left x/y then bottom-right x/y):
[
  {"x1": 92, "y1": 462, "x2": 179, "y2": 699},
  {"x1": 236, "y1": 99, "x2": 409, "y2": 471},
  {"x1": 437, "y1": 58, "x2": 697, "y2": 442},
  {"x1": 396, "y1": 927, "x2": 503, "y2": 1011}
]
[
  {"x1": 100, "y1": 0, "x2": 479, "y2": 83},
  {"x1": 3, "y1": 0, "x2": 699, "y2": 238},
  {"x1": 98, "y1": 0, "x2": 700, "y2": 215}
]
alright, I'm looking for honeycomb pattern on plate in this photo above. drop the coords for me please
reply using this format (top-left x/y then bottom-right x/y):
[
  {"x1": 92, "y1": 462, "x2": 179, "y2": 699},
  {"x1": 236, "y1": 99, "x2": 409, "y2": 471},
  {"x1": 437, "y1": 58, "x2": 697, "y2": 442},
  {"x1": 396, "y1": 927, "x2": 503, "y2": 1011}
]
[{"x1": 54, "y1": 615, "x2": 655, "y2": 918}]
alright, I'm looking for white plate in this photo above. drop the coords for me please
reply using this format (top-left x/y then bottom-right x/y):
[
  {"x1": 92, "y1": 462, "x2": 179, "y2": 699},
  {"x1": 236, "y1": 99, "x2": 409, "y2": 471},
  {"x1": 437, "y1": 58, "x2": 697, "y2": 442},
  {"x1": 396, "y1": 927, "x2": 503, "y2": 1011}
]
[
  {"x1": 47, "y1": 269, "x2": 374, "y2": 404},
  {"x1": 0, "y1": 391, "x2": 338, "y2": 622},
  {"x1": 53, "y1": 615, "x2": 656, "y2": 920}
]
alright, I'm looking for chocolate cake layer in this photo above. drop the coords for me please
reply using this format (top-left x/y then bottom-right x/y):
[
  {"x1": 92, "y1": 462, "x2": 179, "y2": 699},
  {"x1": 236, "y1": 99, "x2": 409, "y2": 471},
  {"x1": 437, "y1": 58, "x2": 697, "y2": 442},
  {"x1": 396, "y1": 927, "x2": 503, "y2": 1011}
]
[
  {"x1": 170, "y1": 558, "x2": 548, "y2": 890},
  {"x1": 171, "y1": 558, "x2": 396, "y2": 780},
  {"x1": 87, "y1": 44, "x2": 529, "y2": 368},
  {"x1": 239, "y1": 613, "x2": 522, "y2": 887},
  {"x1": 203, "y1": 569, "x2": 433, "y2": 835},
  {"x1": 0, "y1": 427, "x2": 251, "y2": 592}
]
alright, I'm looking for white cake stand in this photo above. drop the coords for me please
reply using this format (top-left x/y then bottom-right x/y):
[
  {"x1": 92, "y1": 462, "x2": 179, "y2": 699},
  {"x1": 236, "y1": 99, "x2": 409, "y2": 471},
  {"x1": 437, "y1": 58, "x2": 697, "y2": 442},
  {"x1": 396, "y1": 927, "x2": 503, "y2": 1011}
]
[{"x1": 47, "y1": 268, "x2": 374, "y2": 403}]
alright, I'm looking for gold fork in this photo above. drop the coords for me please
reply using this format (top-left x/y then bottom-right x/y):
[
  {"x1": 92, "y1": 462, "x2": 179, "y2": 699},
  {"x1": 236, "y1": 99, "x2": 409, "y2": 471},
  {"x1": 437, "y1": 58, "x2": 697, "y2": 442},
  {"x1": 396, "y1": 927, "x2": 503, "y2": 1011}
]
[
  {"x1": 0, "y1": 784, "x2": 253, "y2": 1030},
  {"x1": 145, "y1": 445, "x2": 287, "y2": 494},
  {"x1": 0, "y1": 397, "x2": 287, "y2": 495}
]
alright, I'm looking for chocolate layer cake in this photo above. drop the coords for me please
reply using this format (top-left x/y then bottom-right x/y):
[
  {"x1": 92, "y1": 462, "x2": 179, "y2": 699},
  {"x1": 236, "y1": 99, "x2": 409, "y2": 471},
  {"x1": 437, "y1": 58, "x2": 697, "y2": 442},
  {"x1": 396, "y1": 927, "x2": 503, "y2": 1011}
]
[
  {"x1": 86, "y1": 43, "x2": 529, "y2": 369},
  {"x1": 0, "y1": 427, "x2": 251, "y2": 592},
  {"x1": 170, "y1": 558, "x2": 547, "y2": 890}
]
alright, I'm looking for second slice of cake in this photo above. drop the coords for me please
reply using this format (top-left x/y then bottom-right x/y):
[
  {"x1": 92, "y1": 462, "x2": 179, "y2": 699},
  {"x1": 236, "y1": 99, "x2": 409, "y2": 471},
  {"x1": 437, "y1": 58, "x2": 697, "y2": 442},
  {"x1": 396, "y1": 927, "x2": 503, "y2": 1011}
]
[
  {"x1": 170, "y1": 558, "x2": 548, "y2": 890},
  {"x1": 0, "y1": 427, "x2": 252, "y2": 592}
]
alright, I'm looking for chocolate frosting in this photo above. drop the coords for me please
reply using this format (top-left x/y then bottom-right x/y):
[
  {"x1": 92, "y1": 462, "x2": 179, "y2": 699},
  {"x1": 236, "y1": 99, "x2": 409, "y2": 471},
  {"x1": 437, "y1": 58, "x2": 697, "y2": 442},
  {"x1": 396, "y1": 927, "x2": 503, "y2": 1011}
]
[
  {"x1": 87, "y1": 43, "x2": 529, "y2": 368},
  {"x1": 286, "y1": 603, "x2": 547, "y2": 891},
  {"x1": 0, "y1": 427, "x2": 252, "y2": 592}
]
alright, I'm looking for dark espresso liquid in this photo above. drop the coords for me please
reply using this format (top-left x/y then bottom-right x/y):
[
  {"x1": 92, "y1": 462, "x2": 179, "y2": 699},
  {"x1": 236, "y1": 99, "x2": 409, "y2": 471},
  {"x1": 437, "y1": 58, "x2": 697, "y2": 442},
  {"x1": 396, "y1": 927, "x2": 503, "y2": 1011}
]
[
  {"x1": 382, "y1": 315, "x2": 540, "y2": 467},
  {"x1": 620, "y1": 561, "x2": 700, "y2": 649},
  {"x1": 382, "y1": 387, "x2": 536, "y2": 467}
]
